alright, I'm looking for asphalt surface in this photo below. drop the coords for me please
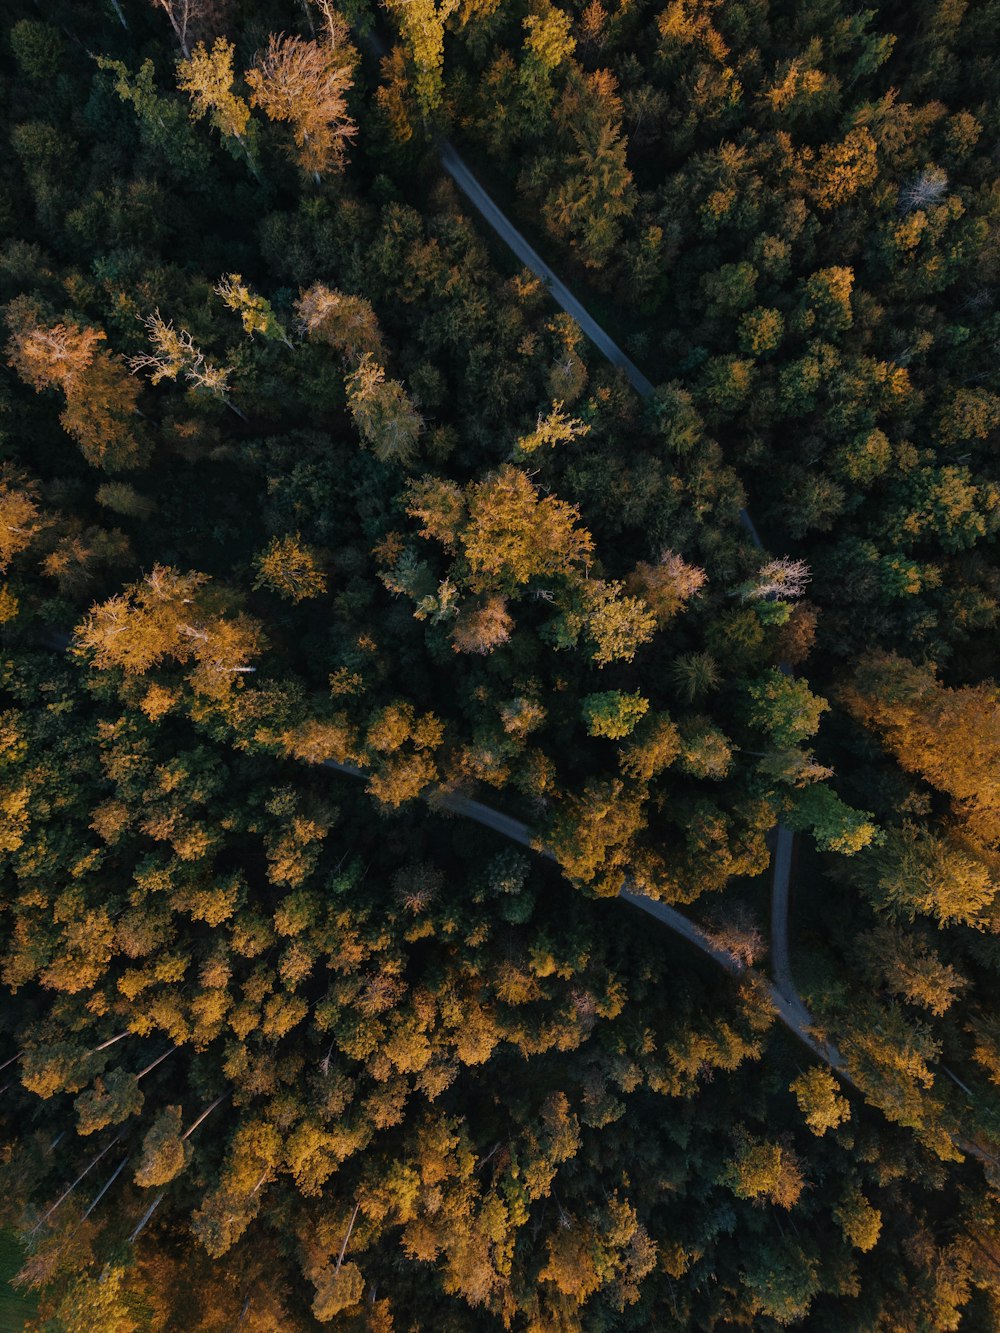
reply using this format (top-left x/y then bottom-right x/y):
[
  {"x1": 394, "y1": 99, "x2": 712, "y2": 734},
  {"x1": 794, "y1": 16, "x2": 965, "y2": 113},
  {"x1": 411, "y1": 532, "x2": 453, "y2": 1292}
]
[
  {"x1": 437, "y1": 142, "x2": 655, "y2": 397},
  {"x1": 321, "y1": 760, "x2": 846, "y2": 1069},
  {"x1": 431, "y1": 136, "x2": 803, "y2": 1009}
]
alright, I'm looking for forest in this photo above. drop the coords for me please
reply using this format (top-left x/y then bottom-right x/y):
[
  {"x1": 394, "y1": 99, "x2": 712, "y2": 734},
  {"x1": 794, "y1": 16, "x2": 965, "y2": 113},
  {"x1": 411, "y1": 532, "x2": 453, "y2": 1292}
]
[{"x1": 0, "y1": 0, "x2": 999, "y2": 1327}]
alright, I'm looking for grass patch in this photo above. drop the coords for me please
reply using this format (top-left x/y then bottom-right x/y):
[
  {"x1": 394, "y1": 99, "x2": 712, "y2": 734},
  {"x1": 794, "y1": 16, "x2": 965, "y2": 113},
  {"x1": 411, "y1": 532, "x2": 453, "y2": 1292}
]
[{"x1": 0, "y1": 1232, "x2": 35, "y2": 1332}]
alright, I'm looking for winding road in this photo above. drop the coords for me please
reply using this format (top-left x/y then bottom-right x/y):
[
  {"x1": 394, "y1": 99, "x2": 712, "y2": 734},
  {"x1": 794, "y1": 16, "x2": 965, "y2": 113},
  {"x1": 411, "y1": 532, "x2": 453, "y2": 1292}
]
[
  {"x1": 323, "y1": 760, "x2": 845, "y2": 1075},
  {"x1": 432, "y1": 141, "x2": 803, "y2": 1005},
  {"x1": 35, "y1": 120, "x2": 822, "y2": 1076}
]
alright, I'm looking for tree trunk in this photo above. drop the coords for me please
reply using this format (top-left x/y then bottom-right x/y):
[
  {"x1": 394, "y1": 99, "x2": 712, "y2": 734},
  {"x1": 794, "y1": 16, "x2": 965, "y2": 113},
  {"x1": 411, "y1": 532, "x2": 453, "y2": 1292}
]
[
  {"x1": 334, "y1": 1199, "x2": 361, "y2": 1274},
  {"x1": 182, "y1": 1091, "x2": 229, "y2": 1140},
  {"x1": 129, "y1": 1190, "x2": 165, "y2": 1242},
  {"x1": 91, "y1": 1030, "x2": 130, "y2": 1053},
  {"x1": 31, "y1": 1136, "x2": 122, "y2": 1234},
  {"x1": 82, "y1": 1155, "x2": 130, "y2": 1221},
  {"x1": 224, "y1": 397, "x2": 249, "y2": 423},
  {"x1": 137, "y1": 1048, "x2": 175, "y2": 1080}
]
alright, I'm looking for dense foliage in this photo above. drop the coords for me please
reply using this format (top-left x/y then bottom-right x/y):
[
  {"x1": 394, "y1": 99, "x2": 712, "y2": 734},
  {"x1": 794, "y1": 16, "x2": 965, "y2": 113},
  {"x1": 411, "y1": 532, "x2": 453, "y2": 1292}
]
[{"x1": 0, "y1": 0, "x2": 998, "y2": 1327}]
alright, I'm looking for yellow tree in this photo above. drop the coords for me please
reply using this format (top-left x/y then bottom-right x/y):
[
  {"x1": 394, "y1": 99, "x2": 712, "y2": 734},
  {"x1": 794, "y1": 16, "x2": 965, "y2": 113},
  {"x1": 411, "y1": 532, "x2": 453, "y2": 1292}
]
[
  {"x1": 627, "y1": 550, "x2": 707, "y2": 625},
  {"x1": 374, "y1": 45, "x2": 417, "y2": 144},
  {"x1": 842, "y1": 653, "x2": 1000, "y2": 848},
  {"x1": 514, "y1": 401, "x2": 589, "y2": 458},
  {"x1": 383, "y1": 0, "x2": 458, "y2": 120},
  {"x1": 5, "y1": 302, "x2": 145, "y2": 470},
  {"x1": 460, "y1": 465, "x2": 593, "y2": 593},
  {"x1": 450, "y1": 595, "x2": 513, "y2": 654},
  {"x1": 577, "y1": 579, "x2": 657, "y2": 666},
  {"x1": 545, "y1": 777, "x2": 647, "y2": 895},
  {"x1": 362, "y1": 700, "x2": 444, "y2": 806},
  {"x1": 75, "y1": 564, "x2": 263, "y2": 697},
  {"x1": 0, "y1": 469, "x2": 43, "y2": 573},
  {"x1": 808, "y1": 127, "x2": 879, "y2": 210},
  {"x1": 295, "y1": 283, "x2": 386, "y2": 363},
  {"x1": 6, "y1": 308, "x2": 103, "y2": 391},
  {"x1": 177, "y1": 38, "x2": 257, "y2": 172},
  {"x1": 253, "y1": 534, "x2": 327, "y2": 603},
  {"x1": 246, "y1": 34, "x2": 357, "y2": 178},
  {"x1": 60, "y1": 354, "x2": 146, "y2": 471},
  {"x1": 790, "y1": 1067, "x2": 851, "y2": 1136},
  {"x1": 346, "y1": 354, "x2": 423, "y2": 466}
]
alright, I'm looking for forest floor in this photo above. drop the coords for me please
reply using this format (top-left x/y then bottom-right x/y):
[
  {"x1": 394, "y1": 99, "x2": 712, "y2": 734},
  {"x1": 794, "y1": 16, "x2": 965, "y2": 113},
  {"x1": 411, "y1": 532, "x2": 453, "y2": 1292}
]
[{"x1": 0, "y1": 1232, "x2": 34, "y2": 1332}]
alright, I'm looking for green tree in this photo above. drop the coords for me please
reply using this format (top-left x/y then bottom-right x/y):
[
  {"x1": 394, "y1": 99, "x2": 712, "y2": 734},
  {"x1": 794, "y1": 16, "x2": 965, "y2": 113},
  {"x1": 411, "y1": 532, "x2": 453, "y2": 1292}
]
[
  {"x1": 743, "y1": 669, "x2": 828, "y2": 748},
  {"x1": 346, "y1": 355, "x2": 423, "y2": 465},
  {"x1": 134, "y1": 1106, "x2": 190, "y2": 1187},
  {"x1": 785, "y1": 784, "x2": 878, "y2": 854},
  {"x1": 582, "y1": 691, "x2": 649, "y2": 739}
]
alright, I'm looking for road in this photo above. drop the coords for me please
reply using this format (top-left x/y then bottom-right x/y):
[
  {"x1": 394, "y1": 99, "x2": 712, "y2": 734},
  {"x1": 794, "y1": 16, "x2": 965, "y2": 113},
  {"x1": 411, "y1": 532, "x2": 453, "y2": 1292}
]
[
  {"x1": 437, "y1": 143, "x2": 655, "y2": 397},
  {"x1": 430, "y1": 138, "x2": 801, "y2": 1007},
  {"x1": 770, "y1": 824, "x2": 810, "y2": 1024},
  {"x1": 33, "y1": 130, "x2": 811, "y2": 1071},
  {"x1": 322, "y1": 760, "x2": 844, "y2": 1073},
  {"x1": 25, "y1": 93, "x2": 821, "y2": 1088}
]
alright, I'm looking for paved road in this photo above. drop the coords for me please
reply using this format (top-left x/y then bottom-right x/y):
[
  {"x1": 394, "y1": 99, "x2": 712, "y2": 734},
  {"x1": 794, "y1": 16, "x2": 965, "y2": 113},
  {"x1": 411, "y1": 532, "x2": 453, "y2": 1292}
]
[
  {"x1": 770, "y1": 824, "x2": 810, "y2": 1023},
  {"x1": 38, "y1": 127, "x2": 808, "y2": 1063},
  {"x1": 437, "y1": 143, "x2": 767, "y2": 545},
  {"x1": 432, "y1": 137, "x2": 801, "y2": 1007},
  {"x1": 437, "y1": 143, "x2": 655, "y2": 397},
  {"x1": 322, "y1": 759, "x2": 843, "y2": 1070},
  {"x1": 29, "y1": 79, "x2": 818, "y2": 1089}
]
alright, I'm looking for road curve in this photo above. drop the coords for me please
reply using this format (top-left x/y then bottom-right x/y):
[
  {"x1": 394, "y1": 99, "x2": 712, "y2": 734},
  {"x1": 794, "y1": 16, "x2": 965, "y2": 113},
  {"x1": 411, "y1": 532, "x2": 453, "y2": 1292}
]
[
  {"x1": 322, "y1": 759, "x2": 843, "y2": 1073},
  {"x1": 432, "y1": 137, "x2": 801, "y2": 1005}
]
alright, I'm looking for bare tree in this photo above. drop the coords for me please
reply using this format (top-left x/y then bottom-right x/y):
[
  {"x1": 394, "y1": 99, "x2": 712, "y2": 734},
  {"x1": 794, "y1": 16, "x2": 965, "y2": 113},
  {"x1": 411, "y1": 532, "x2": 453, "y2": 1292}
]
[
  {"x1": 129, "y1": 311, "x2": 245, "y2": 419},
  {"x1": 739, "y1": 557, "x2": 811, "y2": 602},
  {"x1": 246, "y1": 34, "x2": 357, "y2": 178},
  {"x1": 898, "y1": 166, "x2": 948, "y2": 215},
  {"x1": 148, "y1": 0, "x2": 228, "y2": 57},
  {"x1": 149, "y1": 0, "x2": 197, "y2": 56},
  {"x1": 704, "y1": 904, "x2": 765, "y2": 969}
]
